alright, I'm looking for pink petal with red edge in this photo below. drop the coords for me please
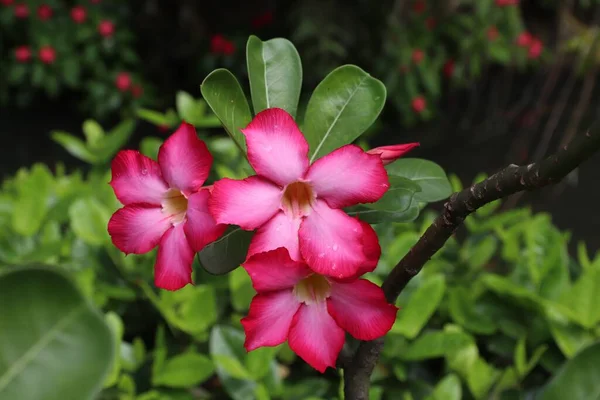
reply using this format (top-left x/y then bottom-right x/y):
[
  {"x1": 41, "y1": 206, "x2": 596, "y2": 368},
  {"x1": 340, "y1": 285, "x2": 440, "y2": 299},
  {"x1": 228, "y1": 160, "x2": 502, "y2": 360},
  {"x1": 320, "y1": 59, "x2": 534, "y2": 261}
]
[
  {"x1": 299, "y1": 200, "x2": 366, "y2": 279},
  {"x1": 307, "y1": 144, "x2": 389, "y2": 208},
  {"x1": 366, "y1": 143, "x2": 420, "y2": 165},
  {"x1": 241, "y1": 289, "x2": 301, "y2": 351},
  {"x1": 108, "y1": 204, "x2": 172, "y2": 254},
  {"x1": 183, "y1": 190, "x2": 227, "y2": 252},
  {"x1": 288, "y1": 302, "x2": 345, "y2": 373},
  {"x1": 336, "y1": 220, "x2": 381, "y2": 282},
  {"x1": 243, "y1": 248, "x2": 312, "y2": 293},
  {"x1": 248, "y1": 212, "x2": 302, "y2": 261},
  {"x1": 242, "y1": 108, "x2": 309, "y2": 186},
  {"x1": 327, "y1": 279, "x2": 398, "y2": 341},
  {"x1": 110, "y1": 150, "x2": 169, "y2": 205},
  {"x1": 158, "y1": 123, "x2": 212, "y2": 196},
  {"x1": 154, "y1": 223, "x2": 195, "y2": 291},
  {"x1": 209, "y1": 176, "x2": 282, "y2": 230}
]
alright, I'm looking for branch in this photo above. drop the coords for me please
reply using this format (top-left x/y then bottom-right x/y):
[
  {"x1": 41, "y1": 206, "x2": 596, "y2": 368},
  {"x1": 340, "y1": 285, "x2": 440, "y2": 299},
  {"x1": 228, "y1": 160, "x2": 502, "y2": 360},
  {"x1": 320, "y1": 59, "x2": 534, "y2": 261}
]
[{"x1": 343, "y1": 129, "x2": 600, "y2": 400}]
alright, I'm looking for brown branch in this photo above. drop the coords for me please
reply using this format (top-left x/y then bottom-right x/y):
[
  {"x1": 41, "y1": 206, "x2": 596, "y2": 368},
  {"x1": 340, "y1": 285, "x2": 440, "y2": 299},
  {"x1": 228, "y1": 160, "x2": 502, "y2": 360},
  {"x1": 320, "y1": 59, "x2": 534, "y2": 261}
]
[{"x1": 343, "y1": 129, "x2": 600, "y2": 400}]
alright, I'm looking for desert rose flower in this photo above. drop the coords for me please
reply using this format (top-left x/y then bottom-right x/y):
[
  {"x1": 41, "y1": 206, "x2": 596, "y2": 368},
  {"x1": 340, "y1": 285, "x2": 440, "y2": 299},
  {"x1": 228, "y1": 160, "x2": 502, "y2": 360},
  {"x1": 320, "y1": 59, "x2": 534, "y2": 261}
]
[
  {"x1": 14, "y1": 46, "x2": 31, "y2": 62},
  {"x1": 38, "y1": 46, "x2": 56, "y2": 64},
  {"x1": 412, "y1": 49, "x2": 424, "y2": 64},
  {"x1": 1, "y1": 0, "x2": 14, "y2": 6},
  {"x1": 241, "y1": 247, "x2": 398, "y2": 372},
  {"x1": 115, "y1": 72, "x2": 131, "y2": 92},
  {"x1": 412, "y1": 96, "x2": 426, "y2": 113},
  {"x1": 367, "y1": 143, "x2": 420, "y2": 165},
  {"x1": 443, "y1": 59, "x2": 455, "y2": 78},
  {"x1": 209, "y1": 108, "x2": 389, "y2": 279},
  {"x1": 14, "y1": 3, "x2": 28, "y2": 18},
  {"x1": 37, "y1": 4, "x2": 52, "y2": 20},
  {"x1": 108, "y1": 123, "x2": 226, "y2": 290},
  {"x1": 70, "y1": 6, "x2": 87, "y2": 23},
  {"x1": 528, "y1": 38, "x2": 543, "y2": 59},
  {"x1": 131, "y1": 84, "x2": 144, "y2": 98},
  {"x1": 516, "y1": 32, "x2": 532, "y2": 47},
  {"x1": 98, "y1": 20, "x2": 115, "y2": 37}
]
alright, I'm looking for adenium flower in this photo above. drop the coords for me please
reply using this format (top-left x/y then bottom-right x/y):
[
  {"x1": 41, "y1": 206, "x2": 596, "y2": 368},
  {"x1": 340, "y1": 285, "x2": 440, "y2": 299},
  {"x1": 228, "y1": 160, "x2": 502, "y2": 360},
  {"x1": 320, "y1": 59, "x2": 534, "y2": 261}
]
[
  {"x1": 115, "y1": 72, "x2": 131, "y2": 92},
  {"x1": 241, "y1": 247, "x2": 398, "y2": 372},
  {"x1": 413, "y1": 0, "x2": 425, "y2": 14},
  {"x1": 98, "y1": 20, "x2": 115, "y2": 37},
  {"x1": 528, "y1": 38, "x2": 543, "y2": 59},
  {"x1": 443, "y1": 59, "x2": 455, "y2": 78},
  {"x1": 209, "y1": 108, "x2": 389, "y2": 279},
  {"x1": 37, "y1": 4, "x2": 52, "y2": 20},
  {"x1": 1, "y1": 0, "x2": 14, "y2": 6},
  {"x1": 412, "y1": 96, "x2": 426, "y2": 113},
  {"x1": 516, "y1": 32, "x2": 532, "y2": 47},
  {"x1": 131, "y1": 84, "x2": 144, "y2": 98},
  {"x1": 14, "y1": 46, "x2": 31, "y2": 63},
  {"x1": 107, "y1": 123, "x2": 226, "y2": 290},
  {"x1": 38, "y1": 46, "x2": 56, "y2": 64},
  {"x1": 210, "y1": 34, "x2": 235, "y2": 55},
  {"x1": 487, "y1": 26, "x2": 499, "y2": 41},
  {"x1": 70, "y1": 6, "x2": 87, "y2": 23},
  {"x1": 14, "y1": 3, "x2": 28, "y2": 18},
  {"x1": 412, "y1": 49, "x2": 424, "y2": 64},
  {"x1": 367, "y1": 143, "x2": 420, "y2": 165},
  {"x1": 495, "y1": 0, "x2": 518, "y2": 6}
]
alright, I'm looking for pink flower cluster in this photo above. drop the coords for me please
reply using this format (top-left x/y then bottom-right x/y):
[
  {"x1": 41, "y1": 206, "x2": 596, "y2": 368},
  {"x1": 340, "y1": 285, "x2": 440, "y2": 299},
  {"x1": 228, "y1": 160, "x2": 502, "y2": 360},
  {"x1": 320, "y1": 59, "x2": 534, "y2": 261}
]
[{"x1": 107, "y1": 108, "x2": 419, "y2": 371}]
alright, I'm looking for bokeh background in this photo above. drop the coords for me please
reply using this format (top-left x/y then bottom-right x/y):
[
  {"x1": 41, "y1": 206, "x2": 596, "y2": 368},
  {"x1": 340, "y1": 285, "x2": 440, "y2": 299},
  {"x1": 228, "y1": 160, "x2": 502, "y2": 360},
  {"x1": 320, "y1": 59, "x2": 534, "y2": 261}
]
[{"x1": 2, "y1": 1, "x2": 600, "y2": 400}]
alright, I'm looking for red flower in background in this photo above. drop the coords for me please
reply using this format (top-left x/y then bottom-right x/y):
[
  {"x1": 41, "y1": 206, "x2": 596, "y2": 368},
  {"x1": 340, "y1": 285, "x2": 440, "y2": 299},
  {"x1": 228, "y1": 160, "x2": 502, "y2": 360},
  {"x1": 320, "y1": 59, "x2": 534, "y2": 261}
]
[
  {"x1": 413, "y1": 0, "x2": 425, "y2": 14},
  {"x1": 487, "y1": 26, "x2": 499, "y2": 41},
  {"x1": 14, "y1": 46, "x2": 31, "y2": 63},
  {"x1": 252, "y1": 11, "x2": 273, "y2": 29},
  {"x1": 366, "y1": 143, "x2": 420, "y2": 165},
  {"x1": 425, "y1": 17, "x2": 436, "y2": 30},
  {"x1": 70, "y1": 6, "x2": 87, "y2": 23},
  {"x1": 443, "y1": 59, "x2": 455, "y2": 78},
  {"x1": 516, "y1": 32, "x2": 532, "y2": 47},
  {"x1": 528, "y1": 38, "x2": 543, "y2": 59},
  {"x1": 115, "y1": 72, "x2": 132, "y2": 92},
  {"x1": 37, "y1": 4, "x2": 52, "y2": 20},
  {"x1": 38, "y1": 46, "x2": 56, "y2": 64},
  {"x1": 1, "y1": 0, "x2": 14, "y2": 6},
  {"x1": 210, "y1": 34, "x2": 235, "y2": 55},
  {"x1": 131, "y1": 84, "x2": 144, "y2": 98},
  {"x1": 14, "y1": 3, "x2": 28, "y2": 18},
  {"x1": 412, "y1": 96, "x2": 426, "y2": 113},
  {"x1": 495, "y1": 0, "x2": 519, "y2": 6},
  {"x1": 98, "y1": 20, "x2": 115, "y2": 37},
  {"x1": 412, "y1": 49, "x2": 424, "y2": 64}
]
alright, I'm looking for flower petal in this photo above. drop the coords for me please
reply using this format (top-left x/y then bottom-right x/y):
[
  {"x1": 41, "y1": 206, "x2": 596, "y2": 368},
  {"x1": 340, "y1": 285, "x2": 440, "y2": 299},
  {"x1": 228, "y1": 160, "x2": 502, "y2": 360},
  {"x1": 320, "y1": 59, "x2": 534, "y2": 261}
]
[
  {"x1": 158, "y1": 123, "x2": 212, "y2": 195},
  {"x1": 336, "y1": 220, "x2": 381, "y2": 282},
  {"x1": 299, "y1": 200, "x2": 366, "y2": 279},
  {"x1": 183, "y1": 190, "x2": 227, "y2": 252},
  {"x1": 209, "y1": 176, "x2": 282, "y2": 230},
  {"x1": 154, "y1": 223, "x2": 195, "y2": 291},
  {"x1": 366, "y1": 143, "x2": 420, "y2": 165},
  {"x1": 108, "y1": 204, "x2": 172, "y2": 254},
  {"x1": 241, "y1": 290, "x2": 301, "y2": 351},
  {"x1": 306, "y1": 144, "x2": 389, "y2": 208},
  {"x1": 288, "y1": 302, "x2": 345, "y2": 372},
  {"x1": 248, "y1": 212, "x2": 302, "y2": 261},
  {"x1": 243, "y1": 248, "x2": 312, "y2": 293},
  {"x1": 242, "y1": 108, "x2": 309, "y2": 186},
  {"x1": 327, "y1": 279, "x2": 398, "y2": 341},
  {"x1": 109, "y1": 150, "x2": 169, "y2": 205}
]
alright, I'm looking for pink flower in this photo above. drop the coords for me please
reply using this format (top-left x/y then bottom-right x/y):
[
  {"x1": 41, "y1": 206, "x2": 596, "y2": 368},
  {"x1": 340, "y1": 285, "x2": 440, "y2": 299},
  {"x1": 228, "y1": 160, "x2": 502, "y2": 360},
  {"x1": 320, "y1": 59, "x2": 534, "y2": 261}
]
[
  {"x1": 412, "y1": 49, "x2": 424, "y2": 64},
  {"x1": 222, "y1": 40, "x2": 235, "y2": 55},
  {"x1": 487, "y1": 26, "x2": 499, "y2": 41},
  {"x1": 210, "y1": 34, "x2": 226, "y2": 54},
  {"x1": 412, "y1": 96, "x2": 426, "y2": 113},
  {"x1": 14, "y1": 46, "x2": 31, "y2": 63},
  {"x1": 107, "y1": 123, "x2": 226, "y2": 291},
  {"x1": 425, "y1": 17, "x2": 436, "y2": 31},
  {"x1": 516, "y1": 32, "x2": 532, "y2": 47},
  {"x1": 14, "y1": 3, "x2": 28, "y2": 18},
  {"x1": 241, "y1": 247, "x2": 398, "y2": 372},
  {"x1": 367, "y1": 143, "x2": 420, "y2": 165},
  {"x1": 495, "y1": 0, "x2": 518, "y2": 6},
  {"x1": 413, "y1": 0, "x2": 425, "y2": 14},
  {"x1": 209, "y1": 108, "x2": 390, "y2": 279},
  {"x1": 131, "y1": 84, "x2": 144, "y2": 98},
  {"x1": 115, "y1": 72, "x2": 131, "y2": 92},
  {"x1": 98, "y1": 20, "x2": 115, "y2": 37},
  {"x1": 37, "y1": 4, "x2": 52, "y2": 20},
  {"x1": 443, "y1": 59, "x2": 455, "y2": 78},
  {"x1": 528, "y1": 38, "x2": 543, "y2": 59},
  {"x1": 38, "y1": 46, "x2": 56, "y2": 64},
  {"x1": 70, "y1": 6, "x2": 87, "y2": 23},
  {"x1": 1, "y1": 0, "x2": 14, "y2": 6}
]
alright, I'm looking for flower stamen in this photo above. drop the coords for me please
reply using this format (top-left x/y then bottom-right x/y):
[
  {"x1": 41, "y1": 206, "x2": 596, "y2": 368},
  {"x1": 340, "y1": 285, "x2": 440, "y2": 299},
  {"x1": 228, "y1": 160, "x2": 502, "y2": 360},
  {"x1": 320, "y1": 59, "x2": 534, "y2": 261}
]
[
  {"x1": 281, "y1": 181, "x2": 315, "y2": 217},
  {"x1": 293, "y1": 274, "x2": 331, "y2": 305},
  {"x1": 162, "y1": 188, "x2": 188, "y2": 224}
]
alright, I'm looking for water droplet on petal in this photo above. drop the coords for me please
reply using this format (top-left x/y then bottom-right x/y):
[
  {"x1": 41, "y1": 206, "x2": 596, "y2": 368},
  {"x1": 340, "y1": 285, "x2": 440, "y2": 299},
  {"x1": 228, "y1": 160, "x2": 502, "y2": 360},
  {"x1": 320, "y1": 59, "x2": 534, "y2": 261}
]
[
  {"x1": 318, "y1": 252, "x2": 325, "y2": 258},
  {"x1": 141, "y1": 168, "x2": 148, "y2": 175}
]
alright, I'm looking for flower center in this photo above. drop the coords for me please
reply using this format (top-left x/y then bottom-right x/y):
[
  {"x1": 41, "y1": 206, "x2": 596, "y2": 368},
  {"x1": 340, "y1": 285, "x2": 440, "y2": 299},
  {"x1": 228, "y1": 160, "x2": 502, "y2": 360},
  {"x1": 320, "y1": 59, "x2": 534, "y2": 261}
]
[
  {"x1": 281, "y1": 181, "x2": 315, "y2": 217},
  {"x1": 162, "y1": 188, "x2": 188, "y2": 224},
  {"x1": 293, "y1": 274, "x2": 331, "y2": 305}
]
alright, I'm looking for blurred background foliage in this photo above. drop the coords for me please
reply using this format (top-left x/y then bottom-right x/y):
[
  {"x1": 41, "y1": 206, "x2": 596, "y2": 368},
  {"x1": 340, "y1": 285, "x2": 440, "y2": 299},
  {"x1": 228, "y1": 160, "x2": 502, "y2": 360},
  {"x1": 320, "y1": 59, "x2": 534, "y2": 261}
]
[{"x1": 3, "y1": 0, "x2": 600, "y2": 399}]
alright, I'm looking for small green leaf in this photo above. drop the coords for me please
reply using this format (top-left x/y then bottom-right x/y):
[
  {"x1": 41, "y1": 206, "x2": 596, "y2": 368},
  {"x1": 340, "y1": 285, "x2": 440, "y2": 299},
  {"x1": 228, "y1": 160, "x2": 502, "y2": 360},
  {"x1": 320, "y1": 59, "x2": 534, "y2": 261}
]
[
  {"x1": 386, "y1": 159, "x2": 452, "y2": 203},
  {"x1": 12, "y1": 164, "x2": 54, "y2": 236},
  {"x1": 303, "y1": 65, "x2": 386, "y2": 162},
  {"x1": 348, "y1": 198, "x2": 421, "y2": 224},
  {"x1": 95, "y1": 119, "x2": 136, "y2": 162},
  {"x1": 153, "y1": 351, "x2": 214, "y2": 388},
  {"x1": 365, "y1": 176, "x2": 420, "y2": 212},
  {"x1": 69, "y1": 198, "x2": 111, "y2": 246},
  {"x1": 0, "y1": 267, "x2": 114, "y2": 400},
  {"x1": 448, "y1": 288, "x2": 496, "y2": 335},
  {"x1": 198, "y1": 227, "x2": 254, "y2": 275},
  {"x1": 139, "y1": 137, "x2": 163, "y2": 160},
  {"x1": 51, "y1": 131, "x2": 97, "y2": 163},
  {"x1": 176, "y1": 91, "x2": 204, "y2": 125},
  {"x1": 82, "y1": 120, "x2": 105, "y2": 146},
  {"x1": 401, "y1": 330, "x2": 473, "y2": 361},
  {"x1": 246, "y1": 347, "x2": 278, "y2": 380},
  {"x1": 426, "y1": 374, "x2": 462, "y2": 400},
  {"x1": 246, "y1": 36, "x2": 302, "y2": 118},
  {"x1": 559, "y1": 268, "x2": 600, "y2": 328},
  {"x1": 540, "y1": 342, "x2": 600, "y2": 400},
  {"x1": 229, "y1": 267, "x2": 255, "y2": 312},
  {"x1": 137, "y1": 109, "x2": 174, "y2": 126},
  {"x1": 201, "y1": 69, "x2": 253, "y2": 155}
]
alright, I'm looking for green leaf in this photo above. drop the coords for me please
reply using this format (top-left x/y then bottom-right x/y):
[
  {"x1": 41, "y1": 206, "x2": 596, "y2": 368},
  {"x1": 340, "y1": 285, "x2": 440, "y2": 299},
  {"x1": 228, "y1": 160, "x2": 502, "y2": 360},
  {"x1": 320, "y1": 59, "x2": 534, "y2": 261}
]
[
  {"x1": 303, "y1": 65, "x2": 386, "y2": 162},
  {"x1": 246, "y1": 346, "x2": 278, "y2": 380},
  {"x1": 559, "y1": 268, "x2": 600, "y2": 328},
  {"x1": 51, "y1": 131, "x2": 97, "y2": 163},
  {"x1": 229, "y1": 267, "x2": 255, "y2": 312},
  {"x1": 12, "y1": 164, "x2": 54, "y2": 236},
  {"x1": 386, "y1": 159, "x2": 452, "y2": 203},
  {"x1": 448, "y1": 288, "x2": 496, "y2": 335},
  {"x1": 198, "y1": 227, "x2": 254, "y2": 275},
  {"x1": 201, "y1": 69, "x2": 253, "y2": 155},
  {"x1": 401, "y1": 330, "x2": 473, "y2": 361},
  {"x1": 0, "y1": 267, "x2": 114, "y2": 400},
  {"x1": 540, "y1": 342, "x2": 600, "y2": 400},
  {"x1": 246, "y1": 36, "x2": 302, "y2": 118},
  {"x1": 69, "y1": 198, "x2": 111, "y2": 246},
  {"x1": 82, "y1": 120, "x2": 105, "y2": 146},
  {"x1": 137, "y1": 109, "x2": 174, "y2": 126},
  {"x1": 365, "y1": 176, "x2": 420, "y2": 212},
  {"x1": 95, "y1": 119, "x2": 136, "y2": 162},
  {"x1": 425, "y1": 374, "x2": 462, "y2": 400},
  {"x1": 392, "y1": 274, "x2": 446, "y2": 339},
  {"x1": 460, "y1": 236, "x2": 497, "y2": 269},
  {"x1": 103, "y1": 312, "x2": 124, "y2": 387},
  {"x1": 176, "y1": 91, "x2": 203, "y2": 125},
  {"x1": 153, "y1": 351, "x2": 214, "y2": 388},
  {"x1": 347, "y1": 198, "x2": 420, "y2": 224},
  {"x1": 139, "y1": 137, "x2": 163, "y2": 160}
]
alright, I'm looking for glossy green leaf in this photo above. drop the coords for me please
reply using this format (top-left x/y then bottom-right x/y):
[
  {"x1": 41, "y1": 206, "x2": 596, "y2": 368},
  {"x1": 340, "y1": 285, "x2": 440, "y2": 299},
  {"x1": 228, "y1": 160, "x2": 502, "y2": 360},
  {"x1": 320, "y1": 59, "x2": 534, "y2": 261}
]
[
  {"x1": 229, "y1": 267, "x2": 255, "y2": 312},
  {"x1": 69, "y1": 197, "x2": 111, "y2": 246},
  {"x1": 82, "y1": 119, "x2": 104, "y2": 146},
  {"x1": 95, "y1": 119, "x2": 136, "y2": 162},
  {"x1": 198, "y1": 227, "x2": 254, "y2": 275},
  {"x1": 12, "y1": 164, "x2": 54, "y2": 236},
  {"x1": 137, "y1": 109, "x2": 176, "y2": 126},
  {"x1": 153, "y1": 351, "x2": 214, "y2": 388},
  {"x1": 401, "y1": 330, "x2": 473, "y2": 361},
  {"x1": 559, "y1": 268, "x2": 600, "y2": 328},
  {"x1": 0, "y1": 267, "x2": 114, "y2": 400},
  {"x1": 426, "y1": 374, "x2": 462, "y2": 400},
  {"x1": 365, "y1": 176, "x2": 420, "y2": 212},
  {"x1": 392, "y1": 274, "x2": 446, "y2": 339},
  {"x1": 540, "y1": 341, "x2": 600, "y2": 400},
  {"x1": 51, "y1": 131, "x2": 97, "y2": 163},
  {"x1": 103, "y1": 312, "x2": 124, "y2": 387},
  {"x1": 347, "y1": 198, "x2": 420, "y2": 224},
  {"x1": 448, "y1": 288, "x2": 496, "y2": 335},
  {"x1": 386, "y1": 159, "x2": 452, "y2": 203},
  {"x1": 460, "y1": 236, "x2": 497, "y2": 269},
  {"x1": 176, "y1": 91, "x2": 202, "y2": 125},
  {"x1": 246, "y1": 36, "x2": 302, "y2": 118},
  {"x1": 201, "y1": 69, "x2": 253, "y2": 154},
  {"x1": 303, "y1": 65, "x2": 386, "y2": 162},
  {"x1": 246, "y1": 346, "x2": 278, "y2": 380}
]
